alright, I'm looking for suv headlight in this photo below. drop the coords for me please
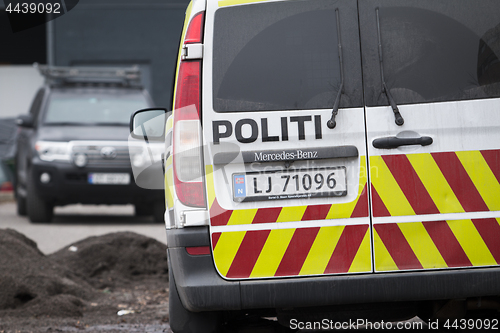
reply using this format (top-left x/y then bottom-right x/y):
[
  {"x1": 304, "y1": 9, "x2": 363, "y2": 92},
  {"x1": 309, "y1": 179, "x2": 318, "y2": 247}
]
[{"x1": 35, "y1": 141, "x2": 71, "y2": 162}]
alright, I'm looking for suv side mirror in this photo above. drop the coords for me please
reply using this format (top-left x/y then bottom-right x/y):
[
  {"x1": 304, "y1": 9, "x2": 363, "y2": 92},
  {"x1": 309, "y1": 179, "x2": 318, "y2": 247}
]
[
  {"x1": 16, "y1": 114, "x2": 34, "y2": 128},
  {"x1": 130, "y1": 108, "x2": 168, "y2": 141}
]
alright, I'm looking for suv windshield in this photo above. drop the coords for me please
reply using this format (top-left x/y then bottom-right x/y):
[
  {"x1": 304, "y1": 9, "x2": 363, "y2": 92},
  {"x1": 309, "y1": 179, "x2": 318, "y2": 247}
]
[
  {"x1": 213, "y1": 0, "x2": 347, "y2": 112},
  {"x1": 44, "y1": 90, "x2": 149, "y2": 125}
]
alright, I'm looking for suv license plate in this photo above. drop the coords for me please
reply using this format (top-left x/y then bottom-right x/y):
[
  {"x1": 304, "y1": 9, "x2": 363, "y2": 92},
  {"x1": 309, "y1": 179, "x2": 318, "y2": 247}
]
[
  {"x1": 233, "y1": 167, "x2": 347, "y2": 202},
  {"x1": 88, "y1": 173, "x2": 130, "y2": 185}
]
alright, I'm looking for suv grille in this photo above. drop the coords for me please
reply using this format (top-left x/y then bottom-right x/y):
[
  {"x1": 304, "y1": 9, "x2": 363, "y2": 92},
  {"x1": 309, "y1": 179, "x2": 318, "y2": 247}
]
[{"x1": 71, "y1": 142, "x2": 140, "y2": 168}]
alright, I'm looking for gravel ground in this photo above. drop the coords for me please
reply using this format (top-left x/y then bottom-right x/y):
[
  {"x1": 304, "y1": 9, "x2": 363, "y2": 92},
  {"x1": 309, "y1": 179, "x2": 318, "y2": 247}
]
[
  {"x1": 0, "y1": 192, "x2": 13, "y2": 203},
  {"x1": 0, "y1": 229, "x2": 172, "y2": 333},
  {"x1": 0, "y1": 228, "x2": 290, "y2": 333}
]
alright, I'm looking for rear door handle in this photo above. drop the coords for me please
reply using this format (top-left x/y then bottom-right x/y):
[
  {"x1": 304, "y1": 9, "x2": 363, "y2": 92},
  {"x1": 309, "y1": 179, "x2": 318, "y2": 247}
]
[{"x1": 372, "y1": 136, "x2": 433, "y2": 149}]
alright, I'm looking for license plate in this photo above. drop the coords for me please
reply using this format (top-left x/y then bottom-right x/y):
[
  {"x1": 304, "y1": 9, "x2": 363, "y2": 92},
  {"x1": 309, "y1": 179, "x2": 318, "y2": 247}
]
[
  {"x1": 233, "y1": 167, "x2": 347, "y2": 202},
  {"x1": 88, "y1": 173, "x2": 130, "y2": 185}
]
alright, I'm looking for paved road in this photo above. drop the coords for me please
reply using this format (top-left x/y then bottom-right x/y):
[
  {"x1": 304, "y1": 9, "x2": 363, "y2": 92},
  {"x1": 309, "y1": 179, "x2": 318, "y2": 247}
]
[{"x1": 0, "y1": 200, "x2": 167, "y2": 254}]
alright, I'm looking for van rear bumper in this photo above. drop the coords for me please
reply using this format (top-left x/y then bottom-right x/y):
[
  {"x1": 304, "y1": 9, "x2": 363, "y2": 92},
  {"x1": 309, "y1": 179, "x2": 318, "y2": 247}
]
[{"x1": 167, "y1": 227, "x2": 500, "y2": 312}]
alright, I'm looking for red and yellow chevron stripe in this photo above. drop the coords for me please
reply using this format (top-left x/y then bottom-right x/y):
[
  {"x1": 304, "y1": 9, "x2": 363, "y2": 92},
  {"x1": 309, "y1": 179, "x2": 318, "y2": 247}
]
[
  {"x1": 212, "y1": 224, "x2": 371, "y2": 279},
  {"x1": 370, "y1": 149, "x2": 500, "y2": 217},
  {"x1": 207, "y1": 149, "x2": 500, "y2": 277},
  {"x1": 206, "y1": 157, "x2": 370, "y2": 278},
  {"x1": 372, "y1": 148, "x2": 500, "y2": 271},
  {"x1": 374, "y1": 218, "x2": 500, "y2": 271}
]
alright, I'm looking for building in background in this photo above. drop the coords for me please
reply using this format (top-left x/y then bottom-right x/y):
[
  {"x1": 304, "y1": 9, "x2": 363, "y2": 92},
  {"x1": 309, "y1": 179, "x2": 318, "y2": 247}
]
[
  {"x1": 0, "y1": 0, "x2": 189, "y2": 161},
  {"x1": 46, "y1": 0, "x2": 189, "y2": 108},
  {"x1": 0, "y1": 0, "x2": 189, "y2": 117}
]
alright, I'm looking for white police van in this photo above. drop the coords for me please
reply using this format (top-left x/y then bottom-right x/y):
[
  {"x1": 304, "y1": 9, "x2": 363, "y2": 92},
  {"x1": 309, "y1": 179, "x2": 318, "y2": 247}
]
[{"x1": 130, "y1": 0, "x2": 500, "y2": 331}]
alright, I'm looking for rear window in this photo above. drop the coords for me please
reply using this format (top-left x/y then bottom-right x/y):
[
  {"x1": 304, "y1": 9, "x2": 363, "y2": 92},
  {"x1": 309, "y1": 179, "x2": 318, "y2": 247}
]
[
  {"x1": 373, "y1": 3, "x2": 500, "y2": 105},
  {"x1": 213, "y1": 0, "x2": 350, "y2": 112}
]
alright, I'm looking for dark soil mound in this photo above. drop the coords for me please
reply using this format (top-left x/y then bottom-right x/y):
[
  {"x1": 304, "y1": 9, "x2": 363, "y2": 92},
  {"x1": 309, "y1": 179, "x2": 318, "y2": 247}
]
[
  {"x1": 0, "y1": 229, "x2": 95, "y2": 317},
  {"x1": 49, "y1": 232, "x2": 168, "y2": 289}
]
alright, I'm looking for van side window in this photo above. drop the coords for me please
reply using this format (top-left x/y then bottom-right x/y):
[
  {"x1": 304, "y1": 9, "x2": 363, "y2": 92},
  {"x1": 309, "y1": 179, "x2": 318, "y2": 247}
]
[
  {"x1": 373, "y1": 5, "x2": 500, "y2": 106},
  {"x1": 213, "y1": 0, "x2": 360, "y2": 112}
]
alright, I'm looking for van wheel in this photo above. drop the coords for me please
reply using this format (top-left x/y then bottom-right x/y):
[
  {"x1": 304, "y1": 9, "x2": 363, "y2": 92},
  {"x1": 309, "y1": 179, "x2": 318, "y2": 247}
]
[
  {"x1": 153, "y1": 200, "x2": 165, "y2": 223},
  {"x1": 169, "y1": 263, "x2": 222, "y2": 333},
  {"x1": 27, "y1": 173, "x2": 53, "y2": 223}
]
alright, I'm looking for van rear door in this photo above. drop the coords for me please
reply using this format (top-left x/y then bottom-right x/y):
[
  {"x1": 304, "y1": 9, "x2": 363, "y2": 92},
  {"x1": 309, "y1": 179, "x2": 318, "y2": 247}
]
[
  {"x1": 204, "y1": 0, "x2": 370, "y2": 279},
  {"x1": 360, "y1": 0, "x2": 500, "y2": 272}
]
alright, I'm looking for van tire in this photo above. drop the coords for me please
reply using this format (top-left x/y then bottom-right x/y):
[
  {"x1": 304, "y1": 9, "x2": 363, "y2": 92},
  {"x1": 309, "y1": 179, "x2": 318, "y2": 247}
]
[
  {"x1": 27, "y1": 173, "x2": 53, "y2": 223},
  {"x1": 169, "y1": 262, "x2": 222, "y2": 333}
]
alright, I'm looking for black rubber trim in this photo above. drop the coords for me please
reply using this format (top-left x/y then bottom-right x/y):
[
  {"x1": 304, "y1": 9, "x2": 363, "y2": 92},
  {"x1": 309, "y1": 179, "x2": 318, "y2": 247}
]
[
  {"x1": 167, "y1": 226, "x2": 210, "y2": 248},
  {"x1": 169, "y1": 247, "x2": 241, "y2": 312},
  {"x1": 239, "y1": 268, "x2": 500, "y2": 309}
]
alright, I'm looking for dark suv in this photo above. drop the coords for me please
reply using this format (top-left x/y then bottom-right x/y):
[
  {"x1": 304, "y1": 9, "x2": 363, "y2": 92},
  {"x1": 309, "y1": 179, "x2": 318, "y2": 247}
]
[{"x1": 15, "y1": 66, "x2": 165, "y2": 223}]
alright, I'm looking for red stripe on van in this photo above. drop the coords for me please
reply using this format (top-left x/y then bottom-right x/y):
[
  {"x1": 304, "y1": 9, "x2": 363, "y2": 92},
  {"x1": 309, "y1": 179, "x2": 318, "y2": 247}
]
[
  {"x1": 382, "y1": 154, "x2": 439, "y2": 215},
  {"x1": 226, "y1": 230, "x2": 270, "y2": 278},
  {"x1": 481, "y1": 149, "x2": 500, "y2": 184},
  {"x1": 301, "y1": 204, "x2": 331, "y2": 221},
  {"x1": 212, "y1": 232, "x2": 221, "y2": 250},
  {"x1": 350, "y1": 184, "x2": 369, "y2": 218},
  {"x1": 371, "y1": 185, "x2": 391, "y2": 217},
  {"x1": 422, "y1": 221, "x2": 472, "y2": 268},
  {"x1": 274, "y1": 227, "x2": 320, "y2": 277},
  {"x1": 324, "y1": 224, "x2": 368, "y2": 274},
  {"x1": 252, "y1": 207, "x2": 282, "y2": 224},
  {"x1": 210, "y1": 198, "x2": 233, "y2": 226},
  {"x1": 375, "y1": 224, "x2": 423, "y2": 270},
  {"x1": 432, "y1": 152, "x2": 488, "y2": 212},
  {"x1": 472, "y1": 218, "x2": 500, "y2": 264}
]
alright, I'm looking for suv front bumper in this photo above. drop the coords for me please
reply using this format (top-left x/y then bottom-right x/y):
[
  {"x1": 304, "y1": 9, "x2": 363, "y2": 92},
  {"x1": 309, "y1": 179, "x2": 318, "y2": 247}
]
[
  {"x1": 31, "y1": 158, "x2": 163, "y2": 205},
  {"x1": 168, "y1": 226, "x2": 500, "y2": 312}
]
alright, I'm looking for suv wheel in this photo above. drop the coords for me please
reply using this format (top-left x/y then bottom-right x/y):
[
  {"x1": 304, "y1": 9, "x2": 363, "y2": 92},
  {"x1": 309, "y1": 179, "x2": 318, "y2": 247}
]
[
  {"x1": 27, "y1": 172, "x2": 53, "y2": 223},
  {"x1": 168, "y1": 262, "x2": 222, "y2": 333},
  {"x1": 134, "y1": 203, "x2": 150, "y2": 216},
  {"x1": 16, "y1": 187, "x2": 27, "y2": 216},
  {"x1": 153, "y1": 200, "x2": 165, "y2": 223}
]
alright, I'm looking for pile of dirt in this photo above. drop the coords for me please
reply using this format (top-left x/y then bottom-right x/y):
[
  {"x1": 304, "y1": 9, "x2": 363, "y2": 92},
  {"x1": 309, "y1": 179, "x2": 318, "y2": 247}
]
[
  {"x1": 49, "y1": 231, "x2": 169, "y2": 289},
  {"x1": 0, "y1": 229, "x2": 171, "y2": 331},
  {"x1": 0, "y1": 229, "x2": 95, "y2": 318}
]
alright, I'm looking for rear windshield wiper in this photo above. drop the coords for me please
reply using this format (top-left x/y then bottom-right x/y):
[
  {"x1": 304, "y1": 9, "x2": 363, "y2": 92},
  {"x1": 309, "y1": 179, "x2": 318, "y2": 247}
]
[
  {"x1": 376, "y1": 8, "x2": 404, "y2": 126},
  {"x1": 327, "y1": 8, "x2": 345, "y2": 129}
]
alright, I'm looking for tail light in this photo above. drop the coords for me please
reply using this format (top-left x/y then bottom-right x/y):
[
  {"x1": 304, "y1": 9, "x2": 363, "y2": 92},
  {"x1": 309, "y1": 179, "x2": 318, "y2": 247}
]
[
  {"x1": 184, "y1": 11, "x2": 204, "y2": 45},
  {"x1": 172, "y1": 12, "x2": 206, "y2": 208}
]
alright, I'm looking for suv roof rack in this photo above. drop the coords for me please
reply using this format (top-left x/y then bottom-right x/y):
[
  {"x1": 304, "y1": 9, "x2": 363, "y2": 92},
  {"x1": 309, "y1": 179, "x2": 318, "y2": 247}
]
[{"x1": 34, "y1": 63, "x2": 143, "y2": 88}]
